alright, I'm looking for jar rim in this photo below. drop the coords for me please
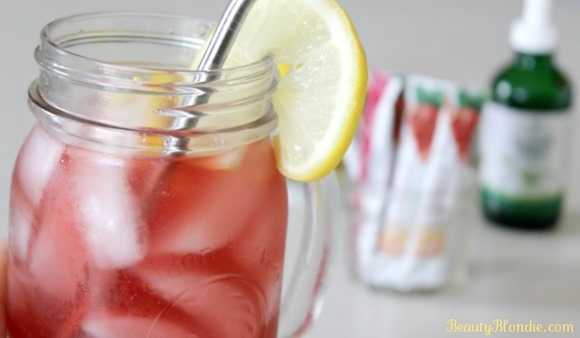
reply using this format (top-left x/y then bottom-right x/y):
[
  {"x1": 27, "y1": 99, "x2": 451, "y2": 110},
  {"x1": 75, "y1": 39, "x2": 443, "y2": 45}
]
[
  {"x1": 31, "y1": 11, "x2": 279, "y2": 155},
  {"x1": 37, "y1": 11, "x2": 276, "y2": 91}
]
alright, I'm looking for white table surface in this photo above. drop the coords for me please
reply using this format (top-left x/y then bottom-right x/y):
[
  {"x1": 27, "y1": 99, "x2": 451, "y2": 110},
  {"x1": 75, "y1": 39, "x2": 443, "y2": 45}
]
[
  {"x1": 307, "y1": 213, "x2": 580, "y2": 338},
  {"x1": 2, "y1": 1, "x2": 580, "y2": 337}
]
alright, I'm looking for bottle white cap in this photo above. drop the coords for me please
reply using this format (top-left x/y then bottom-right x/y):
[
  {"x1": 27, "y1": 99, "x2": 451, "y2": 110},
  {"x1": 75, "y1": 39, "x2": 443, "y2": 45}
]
[{"x1": 510, "y1": 0, "x2": 558, "y2": 54}]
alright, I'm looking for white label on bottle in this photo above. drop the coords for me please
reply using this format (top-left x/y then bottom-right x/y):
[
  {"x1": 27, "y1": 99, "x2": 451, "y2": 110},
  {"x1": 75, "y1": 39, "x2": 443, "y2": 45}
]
[{"x1": 479, "y1": 102, "x2": 570, "y2": 198}]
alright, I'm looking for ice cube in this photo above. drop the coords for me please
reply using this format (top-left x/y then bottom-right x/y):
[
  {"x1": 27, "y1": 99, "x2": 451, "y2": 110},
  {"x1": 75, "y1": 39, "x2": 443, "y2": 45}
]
[
  {"x1": 144, "y1": 165, "x2": 251, "y2": 254},
  {"x1": 82, "y1": 309, "x2": 197, "y2": 338},
  {"x1": 7, "y1": 265, "x2": 88, "y2": 337},
  {"x1": 84, "y1": 269, "x2": 216, "y2": 337},
  {"x1": 129, "y1": 252, "x2": 270, "y2": 337},
  {"x1": 130, "y1": 254, "x2": 215, "y2": 301},
  {"x1": 170, "y1": 275, "x2": 269, "y2": 337},
  {"x1": 9, "y1": 158, "x2": 91, "y2": 337},
  {"x1": 90, "y1": 268, "x2": 187, "y2": 320},
  {"x1": 27, "y1": 180, "x2": 88, "y2": 308},
  {"x1": 9, "y1": 188, "x2": 34, "y2": 262},
  {"x1": 6, "y1": 268, "x2": 52, "y2": 337},
  {"x1": 125, "y1": 158, "x2": 167, "y2": 200},
  {"x1": 233, "y1": 175, "x2": 288, "y2": 320},
  {"x1": 191, "y1": 146, "x2": 247, "y2": 171},
  {"x1": 16, "y1": 125, "x2": 65, "y2": 206},
  {"x1": 133, "y1": 259, "x2": 268, "y2": 337},
  {"x1": 145, "y1": 140, "x2": 274, "y2": 256},
  {"x1": 74, "y1": 151, "x2": 144, "y2": 268}
]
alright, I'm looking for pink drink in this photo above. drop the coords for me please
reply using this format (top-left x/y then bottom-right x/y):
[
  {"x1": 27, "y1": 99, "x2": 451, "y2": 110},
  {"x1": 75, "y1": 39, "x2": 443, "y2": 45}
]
[{"x1": 8, "y1": 125, "x2": 288, "y2": 337}]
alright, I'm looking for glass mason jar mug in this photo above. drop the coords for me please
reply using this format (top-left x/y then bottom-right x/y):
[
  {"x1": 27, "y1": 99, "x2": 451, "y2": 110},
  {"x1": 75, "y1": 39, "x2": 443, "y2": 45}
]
[{"x1": 8, "y1": 12, "x2": 336, "y2": 338}]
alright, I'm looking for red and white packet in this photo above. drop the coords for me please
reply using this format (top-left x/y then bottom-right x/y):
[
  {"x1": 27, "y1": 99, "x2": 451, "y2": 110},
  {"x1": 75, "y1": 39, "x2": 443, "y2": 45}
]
[{"x1": 344, "y1": 73, "x2": 482, "y2": 292}]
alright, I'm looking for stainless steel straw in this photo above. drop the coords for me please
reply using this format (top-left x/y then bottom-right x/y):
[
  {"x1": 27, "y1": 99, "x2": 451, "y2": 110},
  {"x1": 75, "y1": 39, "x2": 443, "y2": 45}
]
[
  {"x1": 197, "y1": 0, "x2": 258, "y2": 71},
  {"x1": 164, "y1": 0, "x2": 259, "y2": 154}
]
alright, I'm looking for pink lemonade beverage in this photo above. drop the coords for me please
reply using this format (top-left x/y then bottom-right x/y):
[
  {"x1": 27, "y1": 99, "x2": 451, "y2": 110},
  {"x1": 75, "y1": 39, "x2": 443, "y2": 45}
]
[
  {"x1": 8, "y1": 128, "x2": 288, "y2": 337},
  {"x1": 3, "y1": 12, "x2": 336, "y2": 338}
]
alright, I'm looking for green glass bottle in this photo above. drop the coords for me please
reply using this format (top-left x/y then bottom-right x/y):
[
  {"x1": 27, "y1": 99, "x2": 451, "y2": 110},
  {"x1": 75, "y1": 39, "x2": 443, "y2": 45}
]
[{"x1": 479, "y1": 0, "x2": 573, "y2": 230}]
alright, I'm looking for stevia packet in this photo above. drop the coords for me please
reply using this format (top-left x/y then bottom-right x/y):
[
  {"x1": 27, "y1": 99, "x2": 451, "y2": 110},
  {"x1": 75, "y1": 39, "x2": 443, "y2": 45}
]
[{"x1": 344, "y1": 72, "x2": 485, "y2": 292}]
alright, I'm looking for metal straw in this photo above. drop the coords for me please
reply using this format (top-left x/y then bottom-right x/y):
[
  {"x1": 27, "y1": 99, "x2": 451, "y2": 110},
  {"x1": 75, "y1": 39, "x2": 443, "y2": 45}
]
[
  {"x1": 198, "y1": 0, "x2": 258, "y2": 71},
  {"x1": 163, "y1": 0, "x2": 259, "y2": 154}
]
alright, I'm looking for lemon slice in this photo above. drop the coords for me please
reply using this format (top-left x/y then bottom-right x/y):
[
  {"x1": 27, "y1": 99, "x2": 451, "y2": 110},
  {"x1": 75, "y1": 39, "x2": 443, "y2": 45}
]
[{"x1": 228, "y1": 0, "x2": 368, "y2": 182}]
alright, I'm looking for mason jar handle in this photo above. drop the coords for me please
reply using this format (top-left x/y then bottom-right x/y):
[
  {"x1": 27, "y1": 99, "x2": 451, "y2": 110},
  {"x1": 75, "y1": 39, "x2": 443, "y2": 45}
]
[{"x1": 278, "y1": 171, "x2": 340, "y2": 337}]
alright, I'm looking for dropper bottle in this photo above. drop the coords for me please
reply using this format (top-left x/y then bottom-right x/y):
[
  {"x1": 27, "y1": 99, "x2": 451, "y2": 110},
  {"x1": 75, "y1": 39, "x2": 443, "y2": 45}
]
[{"x1": 479, "y1": 0, "x2": 573, "y2": 230}]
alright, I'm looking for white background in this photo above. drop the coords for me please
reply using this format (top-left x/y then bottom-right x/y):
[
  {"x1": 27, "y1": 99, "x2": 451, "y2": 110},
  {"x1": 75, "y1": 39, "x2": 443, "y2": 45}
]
[{"x1": 1, "y1": 1, "x2": 580, "y2": 337}]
